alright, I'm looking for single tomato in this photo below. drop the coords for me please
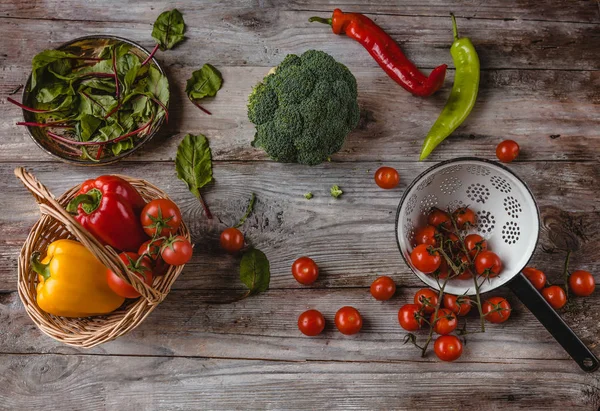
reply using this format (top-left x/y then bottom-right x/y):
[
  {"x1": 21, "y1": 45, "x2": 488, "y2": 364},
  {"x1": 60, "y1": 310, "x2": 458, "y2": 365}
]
[
  {"x1": 106, "y1": 252, "x2": 153, "y2": 299},
  {"x1": 542, "y1": 285, "x2": 567, "y2": 309},
  {"x1": 410, "y1": 244, "x2": 442, "y2": 274},
  {"x1": 475, "y1": 251, "x2": 503, "y2": 278},
  {"x1": 374, "y1": 166, "x2": 400, "y2": 189},
  {"x1": 569, "y1": 270, "x2": 595, "y2": 297},
  {"x1": 464, "y1": 234, "x2": 488, "y2": 257},
  {"x1": 370, "y1": 276, "x2": 396, "y2": 301},
  {"x1": 453, "y1": 207, "x2": 476, "y2": 229},
  {"x1": 482, "y1": 296, "x2": 511, "y2": 323},
  {"x1": 292, "y1": 257, "x2": 319, "y2": 285},
  {"x1": 220, "y1": 227, "x2": 245, "y2": 253},
  {"x1": 414, "y1": 288, "x2": 439, "y2": 314},
  {"x1": 430, "y1": 308, "x2": 458, "y2": 335},
  {"x1": 335, "y1": 306, "x2": 363, "y2": 335},
  {"x1": 434, "y1": 335, "x2": 463, "y2": 362},
  {"x1": 455, "y1": 253, "x2": 473, "y2": 280},
  {"x1": 428, "y1": 208, "x2": 451, "y2": 230},
  {"x1": 141, "y1": 199, "x2": 182, "y2": 237},
  {"x1": 443, "y1": 294, "x2": 472, "y2": 316},
  {"x1": 398, "y1": 304, "x2": 423, "y2": 331},
  {"x1": 415, "y1": 225, "x2": 438, "y2": 247},
  {"x1": 298, "y1": 310, "x2": 325, "y2": 336},
  {"x1": 161, "y1": 235, "x2": 193, "y2": 265},
  {"x1": 496, "y1": 140, "x2": 520, "y2": 163},
  {"x1": 522, "y1": 267, "x2": 546, "y2": 291},
  {"x1": 138, "y1": 238, "x2": 169, "y2": 275}
]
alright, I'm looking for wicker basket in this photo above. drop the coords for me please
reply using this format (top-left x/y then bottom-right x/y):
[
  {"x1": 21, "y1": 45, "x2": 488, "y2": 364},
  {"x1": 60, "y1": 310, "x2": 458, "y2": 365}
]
[{"x1": 14, "y1": 167, "x2": 189, "y2": 348}]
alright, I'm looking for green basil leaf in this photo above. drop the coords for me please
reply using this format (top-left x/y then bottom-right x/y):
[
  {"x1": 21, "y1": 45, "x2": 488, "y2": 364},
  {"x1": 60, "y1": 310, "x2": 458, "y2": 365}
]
[
  {"x1": 151, "y1": 9, "x2": 185, "y2": 51},
  {"x1": 239, "y1": 248, "x2": 270, "y2": 295},
  {"x1": 30, "y1": 50, "x2": 78, "y2": 91},
  {"x1": 185, "y1": 64, "x2": 222, "y2": 101},
  {"x1": 175, "y1": 133, "x2": 213, "y2": 199}
]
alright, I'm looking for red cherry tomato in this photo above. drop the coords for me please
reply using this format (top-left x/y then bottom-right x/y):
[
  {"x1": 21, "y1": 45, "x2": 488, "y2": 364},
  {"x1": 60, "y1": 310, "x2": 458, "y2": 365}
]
[
  {"x1": 414, "y1": 288, "x2": 439, "y2": 314},
  {"x1": 161, "y1": 235, "x2": 193, "y2": 265},
  {"x1": 445, "y1": 233, "x2": 461, "y2": 250},
  {"x1": 482, "y1": 296, "x2": 511, "y2": 323},
  {"x1": 414, "y1": 225, "x2": 438, "y2": 247},
  {"x1": 475, "y1": 251, "x2": 503, "y2": 278},
  {"x1": 542, "y1": 285, "x2": 567, "y2": 309},
  {"x1": 456, "y1": 253, "x2": 473, "y2": 280},
  {"x1": 434, "y1": 335, "x2": 463, "y2": 362},
  {"x1": 335, "y1": 306, "x2": 363, "y2": 335},
  {"x1": 428, "y1": 208, "x2": 451, "y2": 230},
  {"x1": 522, "y1": 267, "x2": 546, "y2": 291},
  {"x1": 443, "y1": 294, "x2": 472, "y2": 316},
  {"x1": 496, "y1": 140, "x2": 520, "y2": 163},
  {"x1": 569, "y1": 270, "x2": 595, "y2": 297},
  {"x1": 106, "y1": 252, "x2": 154, "y2": 299},
  {"x1": 430, "y1": 308, "x2": 458, "y2": 335},
  {"x1": 433, "y1": 258, "x2": 449, "y2": 279},
  {"x1": 138, "y1": 238, "x2": 169, "y2": 275},
  {"x1": 453, "y1": 207, "x2": 477, "y2": 229},
  {"x1": 410, "y1": 244, "x2": 442, "y2": 274},
  {"x1": 292, "y1": 257, "x2": 319, "y2": 285},
  {"x1": 141, "y1": 199, "x2": 182, "y2": 237},
  {"x1": 464, "y1": 234, "x2": 488, "y2": 257},
  {"x1": 220, "y1": 227, "x2": 245, "y2": 253},
  {"x1": 398, "y1": 304, "x2": 424, "y2": 331},
  {"x1": 374, "y1": 166, "x2": 400, "y2": 189},
  {"x1": 370, "y1": 276, "x2": 396, "y2": 301},
  {"x1": 298, "y1": 310, "x2": 325, "y2": 336}
]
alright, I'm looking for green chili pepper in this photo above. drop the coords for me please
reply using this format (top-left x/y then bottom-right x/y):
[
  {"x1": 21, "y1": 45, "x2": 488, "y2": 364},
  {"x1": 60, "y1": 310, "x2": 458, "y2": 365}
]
[{"x1": 419, "y1": 14, "x2": 480, "y2": 160}]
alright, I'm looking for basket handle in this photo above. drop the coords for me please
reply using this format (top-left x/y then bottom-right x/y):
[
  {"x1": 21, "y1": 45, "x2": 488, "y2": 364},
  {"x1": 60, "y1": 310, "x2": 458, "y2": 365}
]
[{"x1": 14, "y1": 167, "x2": 165, "y2": 305}]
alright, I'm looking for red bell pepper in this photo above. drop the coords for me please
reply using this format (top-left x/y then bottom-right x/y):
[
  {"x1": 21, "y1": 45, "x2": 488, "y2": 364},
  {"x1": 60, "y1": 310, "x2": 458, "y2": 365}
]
[{"x1": 66, "y1": 175, "x2": 148, "y2": 252}]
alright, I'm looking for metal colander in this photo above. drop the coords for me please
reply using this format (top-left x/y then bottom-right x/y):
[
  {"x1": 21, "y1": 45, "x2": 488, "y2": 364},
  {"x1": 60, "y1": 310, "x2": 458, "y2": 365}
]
[{"x1": 396, "y1": 158, "x2": 598, "y2": 372}]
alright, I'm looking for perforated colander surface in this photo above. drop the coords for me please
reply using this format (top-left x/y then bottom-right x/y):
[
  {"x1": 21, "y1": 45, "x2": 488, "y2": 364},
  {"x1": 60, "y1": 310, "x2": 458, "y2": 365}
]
[{"x1": 396, "y1": 158, "x2": 540, "y2": 295}]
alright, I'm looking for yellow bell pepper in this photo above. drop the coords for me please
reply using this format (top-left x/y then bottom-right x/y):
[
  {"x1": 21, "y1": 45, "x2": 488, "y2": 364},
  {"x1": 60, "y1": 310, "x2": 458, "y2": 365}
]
[{"x1": 31, "y1": 239, "x2": 125, "y2": 317}]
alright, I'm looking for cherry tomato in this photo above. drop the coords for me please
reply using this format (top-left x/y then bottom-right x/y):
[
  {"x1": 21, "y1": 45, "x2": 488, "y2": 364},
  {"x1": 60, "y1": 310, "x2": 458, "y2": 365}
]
[
  {"x1": 542, "y1": 285, "x2": 567, "y2": 309},
  {"x1": 415, "y1": 225, "x2": 438, "y2": 247},
  {"x1": 464, "y1": 234, "x2": 488, "y2": 257},
  {"x1": 475, "y1": 251, "x2": 503, "y2": 278},
  {"x1": 455, "y1": 253, "x2": 473, "y2": 280},
  {"x1": 482, "y1": 296, "x2": 511, "y2": 323},
  {"x1": 161, "y1": 235, "x2": 193, "y2": 265},
  {"x1": 398, "y1": 304, "x2": 424, "y2": 331},
  {"x1": 292, "y1": 257, "x2": 319, "y2": 285},
  {"x1": 433, "y1": 258, "x2": 449, "y2": 279},
  {"x1": 443, "y1": 294, "x2": 472, "y2": 316},
  {"x1": 430, "y1": 308, "x2": 458, "y2": 335},
  {"x1": 445, "y1": 233, "x2": 461, "y2": 250},
  {"x1": 220, "y1": 227, "x2": 245, "y2": 253},
  {"x1": 496, "y1": 140, "x2": 520, "y2": 163},
  {"x1": 453, "y1": 207, "x2": 477, "y2": 229},
  {"x1": 522, "y1": 267, "x2": 546, "y2": 291},
  {"x1": 428, "y1": 208, "x2": 451, "y2": 230},
  {"x1": 370, "y1": 276, "x2": 396, "y2": 301},
  {"x1": 414, "y1": 288, "x2": 439, "y2": 314},
  {"x1": 141, "y1": 199, "x2": 182, "y2": 237},
  {"x1": 335, "y1": 306, "x2": 363, "y2": 335},
  {"x1": 298, "y1": 309, "x2": 325, "y2": 336},
  {"x1": 138, "y1": 238, "x2": 169, "y2": 275},
  {"x1": 374, "y1": 166, "x2": 400, "y2": 189},
  {"x1": 410, "y1": 244, "x2": 442, "y2": 274},
  {"x1": 569, "y1": 270, "x2": 595, "y2": 297},
  {"x1": 434, "y1": 335, "x2": 463, "y2": 362},
  {"x1": 106, "y1": 252, "x2": 154, "y2": 298}
]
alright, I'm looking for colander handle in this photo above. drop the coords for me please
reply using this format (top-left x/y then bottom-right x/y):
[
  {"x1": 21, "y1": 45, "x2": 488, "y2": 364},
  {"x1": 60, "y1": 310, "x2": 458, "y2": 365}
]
[{"x1": 508, "y1": 272, "x2": 599, "y2": 372}]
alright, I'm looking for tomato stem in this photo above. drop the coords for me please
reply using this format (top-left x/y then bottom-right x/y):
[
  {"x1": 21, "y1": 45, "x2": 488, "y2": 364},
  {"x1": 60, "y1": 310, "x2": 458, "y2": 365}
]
[
  {"x1": 420, "y1": 278, "x2": 448, "y2": 358},
  {"x1": 563, "y1": 249, "x2": 572, "y2": 299}
]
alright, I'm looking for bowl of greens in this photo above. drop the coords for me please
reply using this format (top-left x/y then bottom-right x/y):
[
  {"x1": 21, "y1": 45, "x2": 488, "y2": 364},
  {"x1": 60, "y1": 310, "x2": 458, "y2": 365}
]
[{"x1": 15, "y1": 35, "x2": 170, "y2": 165}]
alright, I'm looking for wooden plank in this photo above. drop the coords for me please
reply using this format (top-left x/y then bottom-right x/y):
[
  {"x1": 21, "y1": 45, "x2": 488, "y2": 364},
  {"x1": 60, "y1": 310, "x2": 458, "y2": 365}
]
[
  {"x1": 1, "y1": 11, "x2": 598, "y2": 72},
  {"x1": 0, "y1": 161, "x2": 597, "y2": 291},
  {"x1": 1, "y1": 68, "x2": 599, "y2": 163},
  {"x1": 3, "y1": 0, "x2": 598, "y2": 25},
  {"x1": 1, "y1": 286, "x2": 598, "y2": 363},
  {"x1": 0, "y1": 353, "x2": 598, "y2": 410}
]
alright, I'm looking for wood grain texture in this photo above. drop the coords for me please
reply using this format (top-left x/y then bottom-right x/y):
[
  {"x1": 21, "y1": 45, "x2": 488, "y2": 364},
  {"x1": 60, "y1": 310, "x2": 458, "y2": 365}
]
[
  {"x1": 0, "y1": 161, "x2": 597, "y2": 291},
  {"x1": 0, "y1": 353, "x2": 598, "y2": 410}
]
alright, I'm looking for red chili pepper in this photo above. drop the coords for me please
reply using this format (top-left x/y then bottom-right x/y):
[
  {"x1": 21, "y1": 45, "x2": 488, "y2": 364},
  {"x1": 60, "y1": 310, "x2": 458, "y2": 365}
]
[
  {"x1": 310, "y1": 9, "x2": 447, "y2": 97},
  {"x1": 66, "y1": 175, "x2": 148, "y2": 252}
]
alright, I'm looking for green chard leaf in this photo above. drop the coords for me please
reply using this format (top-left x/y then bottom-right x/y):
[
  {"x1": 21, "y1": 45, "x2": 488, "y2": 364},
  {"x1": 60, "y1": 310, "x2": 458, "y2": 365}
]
[
  {"x1": 239, "y1": 248, "x2": 270, "y2": 295},
  {"x1": 152, "y1": 9, "x2": 186, "y2": 51},
  {"x1": 76, "y1": 114, "x2": 102, "y2": 141},
  {"x1": 111, "y1": 138, "x2": 134, "y2": 156},
  {"x1": 185, "y1": 64, "x2": 223, "y2": 101},
  {"x1": 144, "y1": 66, "x2": 170, "y2": 106},
  {"x1": 30, "y1": 50, "x2": 78, "y2": 91},
  {"x1": 175, "y1": 133, "x2": 213, "y2": 218},
  {"x1": 36, "y1": 82, "x2": 73, "y2": 103}
]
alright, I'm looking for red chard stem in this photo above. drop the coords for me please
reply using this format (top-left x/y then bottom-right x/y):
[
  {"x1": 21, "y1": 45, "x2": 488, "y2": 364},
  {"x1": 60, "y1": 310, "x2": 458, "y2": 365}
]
[{"x1": 141, "y1": 44, "x2": 160, "y2": 66}]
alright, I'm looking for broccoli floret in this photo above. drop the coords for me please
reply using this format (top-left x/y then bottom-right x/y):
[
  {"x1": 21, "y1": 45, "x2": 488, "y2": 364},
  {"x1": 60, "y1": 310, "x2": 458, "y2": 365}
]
[
  {"x1": 248, "y1": 50, "x2": 360, "y2": 166},
  {"x1": 330, "y1": 185, "x2": 343, "y2": 199},
  {"x1": 304, "y1": 192, "x2": 313, "y2": 200}
]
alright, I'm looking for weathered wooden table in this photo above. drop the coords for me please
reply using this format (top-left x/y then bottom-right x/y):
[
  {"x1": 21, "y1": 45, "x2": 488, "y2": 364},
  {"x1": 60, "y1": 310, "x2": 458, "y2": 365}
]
[{"x1": 1, "y1": 1, "x2": 599, "y2": 409}]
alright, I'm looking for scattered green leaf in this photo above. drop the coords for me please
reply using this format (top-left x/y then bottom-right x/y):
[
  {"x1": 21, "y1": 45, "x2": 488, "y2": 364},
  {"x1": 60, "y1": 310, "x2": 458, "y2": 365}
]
[
  {"x1": 152, "y1": 9, "x2": 186, "y2": 51},
  {"x1": 239, "y1": 248, "x2": 270, "y2": 296},
  {"x1": 175, "y1": 133, "x2": 213, "y2": 219},
  {"x1": 186, "y1": 64, "x2": 223, "y2": 101}
]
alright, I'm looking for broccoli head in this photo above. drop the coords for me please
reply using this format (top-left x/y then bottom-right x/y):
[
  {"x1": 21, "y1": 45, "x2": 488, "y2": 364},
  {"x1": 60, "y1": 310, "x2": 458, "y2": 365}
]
[{"x1": 248, "y1": 50, "x2": 360, "y2": 165}]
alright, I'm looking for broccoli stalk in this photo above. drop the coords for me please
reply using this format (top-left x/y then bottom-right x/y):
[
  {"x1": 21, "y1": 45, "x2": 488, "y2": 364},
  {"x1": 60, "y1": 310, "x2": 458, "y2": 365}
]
[{"x1": 248, "y1": 50, "x2": 360, "y2": 166}]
